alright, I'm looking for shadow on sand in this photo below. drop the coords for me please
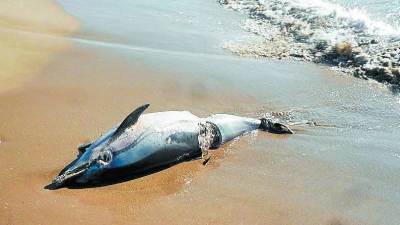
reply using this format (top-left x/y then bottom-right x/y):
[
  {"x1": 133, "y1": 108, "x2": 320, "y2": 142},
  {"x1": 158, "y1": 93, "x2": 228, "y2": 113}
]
[{"x1": 44, "y1": 163, "x2": 176, "y2": 190}]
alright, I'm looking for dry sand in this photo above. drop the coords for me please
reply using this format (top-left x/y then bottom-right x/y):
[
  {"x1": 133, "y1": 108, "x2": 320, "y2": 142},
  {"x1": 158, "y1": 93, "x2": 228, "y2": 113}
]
[{"x1": 0, "y1": 0, "x2": 79, "y2": 93}]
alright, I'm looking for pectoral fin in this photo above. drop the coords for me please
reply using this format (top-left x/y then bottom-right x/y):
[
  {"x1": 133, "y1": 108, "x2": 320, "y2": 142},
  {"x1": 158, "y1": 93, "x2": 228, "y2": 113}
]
[{"x1": 77, "y1": 142, "x2": 92, "y2": 155}]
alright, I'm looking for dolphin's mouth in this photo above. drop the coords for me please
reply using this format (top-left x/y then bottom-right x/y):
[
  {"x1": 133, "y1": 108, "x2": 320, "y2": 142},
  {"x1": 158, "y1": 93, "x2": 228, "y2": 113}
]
[{"x1": 51, "y1": 162, "x2": 90, "y2": 188}]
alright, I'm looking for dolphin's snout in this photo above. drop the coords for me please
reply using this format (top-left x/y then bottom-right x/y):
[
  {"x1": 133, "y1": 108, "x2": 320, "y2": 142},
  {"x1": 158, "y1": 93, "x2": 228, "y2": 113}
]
[
  {"x1": 51, "y1": 150, "x2": 113, "y2": 188},
  {"x1": 51, "y1": 162, "x2": 90, "y2": 188}
]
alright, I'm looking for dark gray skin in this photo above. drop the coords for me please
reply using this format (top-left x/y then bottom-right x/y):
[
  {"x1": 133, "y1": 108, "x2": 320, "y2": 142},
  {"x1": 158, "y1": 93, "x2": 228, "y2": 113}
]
[{"x1": 51, "y1": 104, "x2": 292, "y2": 188}]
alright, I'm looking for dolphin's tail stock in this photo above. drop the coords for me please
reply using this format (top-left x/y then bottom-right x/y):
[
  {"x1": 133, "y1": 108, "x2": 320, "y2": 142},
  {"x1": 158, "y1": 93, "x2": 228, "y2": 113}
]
[
  {"x1": 259, "y1": 117, "x2": 293, "y2": 134},
  {"x1": 205, "y1": 114, "x2": 293, "y2": 147}
]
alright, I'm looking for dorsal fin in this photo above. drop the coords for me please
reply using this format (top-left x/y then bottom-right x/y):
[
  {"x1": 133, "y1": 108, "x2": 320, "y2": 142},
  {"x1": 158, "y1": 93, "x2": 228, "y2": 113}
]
[{"x1": 110, "y1": 104, "x2": 150, "y2": 141}]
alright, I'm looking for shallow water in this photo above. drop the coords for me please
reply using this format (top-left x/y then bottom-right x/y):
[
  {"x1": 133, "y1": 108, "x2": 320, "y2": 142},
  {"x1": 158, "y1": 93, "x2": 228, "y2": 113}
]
[{"x1": 55, "y1": 0, "x2": 400, "y2": 224}]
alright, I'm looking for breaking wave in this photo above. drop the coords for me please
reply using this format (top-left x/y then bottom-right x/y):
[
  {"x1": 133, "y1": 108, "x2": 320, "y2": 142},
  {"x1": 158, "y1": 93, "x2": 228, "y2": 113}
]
[{"x1": 219, "y1": 0, "x2": 400, "y2": 87}]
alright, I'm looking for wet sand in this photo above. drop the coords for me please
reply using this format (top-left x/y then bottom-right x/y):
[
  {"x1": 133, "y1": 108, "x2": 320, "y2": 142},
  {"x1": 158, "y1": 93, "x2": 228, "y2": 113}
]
[{"x1": 0, "y1": 42, "x2": 263, "y2": 224}]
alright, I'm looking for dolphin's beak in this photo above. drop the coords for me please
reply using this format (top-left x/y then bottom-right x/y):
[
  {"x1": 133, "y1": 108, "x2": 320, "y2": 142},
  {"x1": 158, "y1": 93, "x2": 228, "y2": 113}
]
[{"x1": 51, "y1": 162, "x2": 90, "y2": 188}]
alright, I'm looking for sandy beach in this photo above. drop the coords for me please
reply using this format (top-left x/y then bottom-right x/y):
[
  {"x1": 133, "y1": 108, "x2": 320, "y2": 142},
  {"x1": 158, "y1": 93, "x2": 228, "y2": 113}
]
[
  {"x1": 1, "y1": 1, "x2": 400, "y2": 225},
  {"x1": 0, "y1": 0, "x2": 78, "y2": 93}
]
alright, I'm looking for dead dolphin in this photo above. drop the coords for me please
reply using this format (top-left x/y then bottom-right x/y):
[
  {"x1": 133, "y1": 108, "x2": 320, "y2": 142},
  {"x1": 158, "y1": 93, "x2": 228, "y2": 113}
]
[{"x1": 51, "y1": 104, "x2": 292, "y2": 188}]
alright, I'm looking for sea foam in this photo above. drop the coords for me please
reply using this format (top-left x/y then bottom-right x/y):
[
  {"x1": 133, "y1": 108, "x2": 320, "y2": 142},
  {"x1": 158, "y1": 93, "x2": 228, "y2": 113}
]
[{"x1": 219, "y1": 0, "x2": 400, "y2": 86}]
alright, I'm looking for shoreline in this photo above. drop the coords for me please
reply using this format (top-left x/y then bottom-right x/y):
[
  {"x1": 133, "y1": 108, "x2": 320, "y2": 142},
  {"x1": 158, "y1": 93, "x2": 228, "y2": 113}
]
[{"x1": 0, "y1": 0, "x2": 79, "y2": 93}]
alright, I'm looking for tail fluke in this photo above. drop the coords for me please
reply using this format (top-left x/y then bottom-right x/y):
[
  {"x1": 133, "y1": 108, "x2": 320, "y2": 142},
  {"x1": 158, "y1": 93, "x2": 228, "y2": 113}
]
[{"x1": 259, "y1": 118, "x2": 294, "y2": 134}]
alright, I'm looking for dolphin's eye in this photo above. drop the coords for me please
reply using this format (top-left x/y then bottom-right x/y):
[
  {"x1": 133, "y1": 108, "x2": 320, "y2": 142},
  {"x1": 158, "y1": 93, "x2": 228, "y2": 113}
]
[{"x1": 98, "y1": 150, "x2": 112, "y2": 165}]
